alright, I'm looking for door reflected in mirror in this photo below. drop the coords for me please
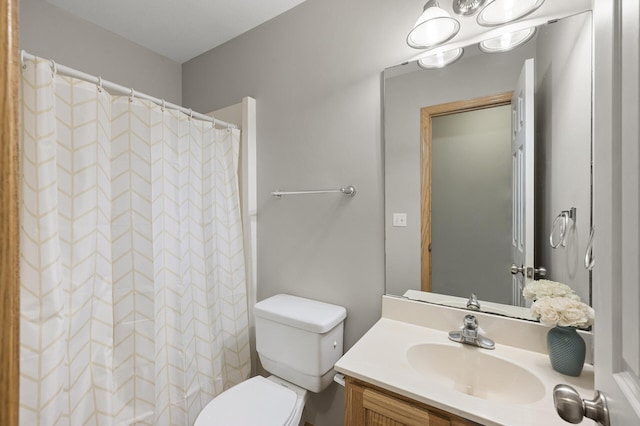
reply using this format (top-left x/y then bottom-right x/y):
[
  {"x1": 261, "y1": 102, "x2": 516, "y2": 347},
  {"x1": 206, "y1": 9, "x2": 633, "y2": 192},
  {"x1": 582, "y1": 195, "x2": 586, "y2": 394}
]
[
  {"x1": 384, "y1": 11, "x2": 593, "y2": 320},
  {"x1": 421, "y1": 95, "x2": 512, "y2": 304}
]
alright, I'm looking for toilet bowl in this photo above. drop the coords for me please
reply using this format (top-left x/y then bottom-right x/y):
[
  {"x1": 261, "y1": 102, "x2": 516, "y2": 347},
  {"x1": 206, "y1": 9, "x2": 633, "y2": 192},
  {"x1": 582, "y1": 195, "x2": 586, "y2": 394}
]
[{"x1": 194, "y1": 294, "x2": 347, "y2": 426}]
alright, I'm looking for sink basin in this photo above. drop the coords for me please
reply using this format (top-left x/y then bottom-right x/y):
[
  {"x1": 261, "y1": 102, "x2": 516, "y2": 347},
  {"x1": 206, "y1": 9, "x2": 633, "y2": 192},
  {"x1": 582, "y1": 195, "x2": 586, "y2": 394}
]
[{"x1": 406, "y1": 343, "x2": 545, "y2": 404}]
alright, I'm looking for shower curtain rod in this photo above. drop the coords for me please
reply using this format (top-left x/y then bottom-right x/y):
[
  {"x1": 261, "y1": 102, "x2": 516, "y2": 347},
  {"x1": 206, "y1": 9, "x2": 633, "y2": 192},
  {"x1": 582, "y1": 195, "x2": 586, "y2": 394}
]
[{"x1": 20, "y1": 50, "x2": 237, "y2": 129}]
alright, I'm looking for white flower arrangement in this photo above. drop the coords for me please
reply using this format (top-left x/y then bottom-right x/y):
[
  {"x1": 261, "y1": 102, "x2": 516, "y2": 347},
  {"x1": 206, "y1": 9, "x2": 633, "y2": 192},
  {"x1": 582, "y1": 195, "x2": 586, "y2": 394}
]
[
  {"x1": 523, "y1": 280, "x2": 594, "y2": 328},
  {"x1": 522, "y1": 279, "x2": 580, "y2": 301},
  {"x1": 531, "y1": 296, "x2": 595, "y2": 328}
]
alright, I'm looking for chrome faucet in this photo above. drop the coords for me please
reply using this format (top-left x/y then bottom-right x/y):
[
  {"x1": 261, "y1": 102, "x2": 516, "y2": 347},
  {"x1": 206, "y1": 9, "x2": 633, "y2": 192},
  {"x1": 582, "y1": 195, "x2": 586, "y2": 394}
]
[
  {"x1": 448, "y1": 314, "x2": 495, "y2": 350},
  {"x1": 466, "y1": 293, "x2": 480, "y2": 310}
]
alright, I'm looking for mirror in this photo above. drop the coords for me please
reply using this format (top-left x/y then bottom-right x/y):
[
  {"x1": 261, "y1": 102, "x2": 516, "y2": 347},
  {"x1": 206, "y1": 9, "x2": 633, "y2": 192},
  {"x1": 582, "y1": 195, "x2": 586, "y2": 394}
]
[{"x1": 384, "y1": 11, "x2": 593, "y2": 321}]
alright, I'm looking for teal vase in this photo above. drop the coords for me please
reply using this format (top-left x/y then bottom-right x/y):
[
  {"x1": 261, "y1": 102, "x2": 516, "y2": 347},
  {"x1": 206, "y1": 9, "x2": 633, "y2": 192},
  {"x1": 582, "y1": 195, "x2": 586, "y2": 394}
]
[{"x1": 547, "y1": 326, "x2": 586, "y2": 377}]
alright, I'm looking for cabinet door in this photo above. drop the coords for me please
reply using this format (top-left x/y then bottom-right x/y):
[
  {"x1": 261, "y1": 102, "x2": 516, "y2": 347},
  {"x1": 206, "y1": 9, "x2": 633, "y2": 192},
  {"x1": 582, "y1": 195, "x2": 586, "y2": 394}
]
[
  {"x1": 344, "y1": 377, "x2": 477, "y2": 426},
  {"x1": 361, "y1": 388, "x2": 450, "y2": 426}
]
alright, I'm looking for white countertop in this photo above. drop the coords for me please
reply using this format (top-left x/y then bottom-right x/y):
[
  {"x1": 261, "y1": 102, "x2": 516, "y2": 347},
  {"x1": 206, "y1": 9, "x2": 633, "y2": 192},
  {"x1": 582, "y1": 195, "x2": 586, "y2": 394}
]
[{"x1": 334, "y1": 296, "x2": 595, "y2": 426}]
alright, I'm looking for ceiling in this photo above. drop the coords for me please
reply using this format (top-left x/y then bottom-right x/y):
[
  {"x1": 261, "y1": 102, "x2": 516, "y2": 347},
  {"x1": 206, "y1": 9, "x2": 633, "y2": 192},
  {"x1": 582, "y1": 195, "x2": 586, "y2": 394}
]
[
  {"x1": 45, "y1": 0, "x2": 593, "y2": 64},
  {"x1": 46, "y1": 0, "x2": 309, "y2": 63}
]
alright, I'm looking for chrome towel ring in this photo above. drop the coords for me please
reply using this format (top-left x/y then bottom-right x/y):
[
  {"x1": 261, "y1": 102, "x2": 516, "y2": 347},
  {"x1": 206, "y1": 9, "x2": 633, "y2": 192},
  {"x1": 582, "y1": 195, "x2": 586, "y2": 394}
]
[{"x1": 550, "y1": 207, "x2": 576, "y2": 249}]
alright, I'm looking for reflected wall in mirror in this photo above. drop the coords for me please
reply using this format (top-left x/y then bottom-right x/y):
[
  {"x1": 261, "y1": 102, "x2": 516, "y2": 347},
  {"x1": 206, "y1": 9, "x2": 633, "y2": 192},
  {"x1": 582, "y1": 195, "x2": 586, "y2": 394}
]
[{"x1": 384, "y1": 11, "x2": 592, "y2": 320}]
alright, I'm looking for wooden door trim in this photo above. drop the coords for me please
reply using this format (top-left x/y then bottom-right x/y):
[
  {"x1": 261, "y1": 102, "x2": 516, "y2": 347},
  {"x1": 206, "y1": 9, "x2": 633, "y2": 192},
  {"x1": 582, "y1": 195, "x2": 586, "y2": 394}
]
[
  {"x1": 420, "y1": 92, "x2": 513, "y2": 292},
  {"x1": 1, "y1": 0, "x2": 20, "y2": 424}
]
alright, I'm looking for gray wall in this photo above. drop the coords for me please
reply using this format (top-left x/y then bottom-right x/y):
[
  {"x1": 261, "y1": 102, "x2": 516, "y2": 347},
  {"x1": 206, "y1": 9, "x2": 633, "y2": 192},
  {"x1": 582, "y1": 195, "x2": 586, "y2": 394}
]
[
  {"x1": 19, "y1": 0, "x2": 182, "y2": 104},
  {"x1": 535, "y1": 13, "x2": 592, "y2": 304},
  {"x1": 431, "y1": 107, "x2": 512, "y2": 304},
  {"x1": 182, "y1": 0, "x2": 426, "y2": 424},
  {"x1": 384, "y1": 45, "x2": 535, "y2": 296}
]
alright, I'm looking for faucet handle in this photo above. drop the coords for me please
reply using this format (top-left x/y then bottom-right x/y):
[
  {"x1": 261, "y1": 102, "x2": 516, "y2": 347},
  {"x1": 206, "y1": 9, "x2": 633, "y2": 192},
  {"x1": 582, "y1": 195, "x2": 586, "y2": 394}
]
[
  {"x1": 462, "y1": 315, "x2": 478, "y2": 340},
  {"x1": 449, "y1": 314, "x2": 495, "y2": 349},
  {"x1": 463, "y1": 314, "x2": 477, "y2": 329}
]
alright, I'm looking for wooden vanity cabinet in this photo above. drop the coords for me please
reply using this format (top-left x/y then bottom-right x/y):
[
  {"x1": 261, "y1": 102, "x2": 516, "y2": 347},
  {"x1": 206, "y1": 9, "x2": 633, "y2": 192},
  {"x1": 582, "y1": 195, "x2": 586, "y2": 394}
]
[{"x1": 344, "y1": 376, "x2": 480, "y2": 426}]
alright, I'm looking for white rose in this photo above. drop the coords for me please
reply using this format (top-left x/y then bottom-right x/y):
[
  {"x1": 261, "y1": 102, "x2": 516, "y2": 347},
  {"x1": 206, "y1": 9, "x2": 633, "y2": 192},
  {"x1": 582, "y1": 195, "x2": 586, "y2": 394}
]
[
  {"x1": 559, "y1": 307, "x2": 588, "y2": 327},
  {"x1": 532, "y1": 297, "x2": 561, "y2": 326},
  {"x1": 522, "y1": 285, "x2": 538, "y2": 300},
  {"x1": 530, "y1": 296, "x2": 594, "y2": 328},
  {"x1": 523, "y1": 280, "x2": 579, "y2": 301},
  {"x1": 578, "y1": 304, "x2": 595, "y2": 326}
]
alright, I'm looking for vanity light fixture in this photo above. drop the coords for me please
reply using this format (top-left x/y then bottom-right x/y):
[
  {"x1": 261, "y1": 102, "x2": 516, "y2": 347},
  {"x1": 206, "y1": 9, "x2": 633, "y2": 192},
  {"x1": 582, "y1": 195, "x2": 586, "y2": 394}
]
[
  {"x1": 478, "y1": 27, "x2": 536, "y2": 53},
  {"x1": 407, "y1": 0, "x2": 461, "y2": 49},
  {"x1": 477, "y1": 0, "x2": 545, "y2": 26},
  {"x1": 417, "y1": 48, "x2": 464, "y2": 69}
]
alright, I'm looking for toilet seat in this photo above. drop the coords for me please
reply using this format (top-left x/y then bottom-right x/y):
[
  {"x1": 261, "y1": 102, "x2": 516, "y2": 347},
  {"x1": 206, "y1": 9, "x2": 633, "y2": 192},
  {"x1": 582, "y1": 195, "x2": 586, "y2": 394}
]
[{"x1": 194, "y1": 376, "x2": 300, "y2": 426}]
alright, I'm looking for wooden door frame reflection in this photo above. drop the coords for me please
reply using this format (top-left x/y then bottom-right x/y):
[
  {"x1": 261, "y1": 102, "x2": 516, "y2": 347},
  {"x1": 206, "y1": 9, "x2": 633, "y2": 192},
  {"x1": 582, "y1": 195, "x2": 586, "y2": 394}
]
[{"x1": 420, "y1": 91, "x2": 513, "y2": 292}]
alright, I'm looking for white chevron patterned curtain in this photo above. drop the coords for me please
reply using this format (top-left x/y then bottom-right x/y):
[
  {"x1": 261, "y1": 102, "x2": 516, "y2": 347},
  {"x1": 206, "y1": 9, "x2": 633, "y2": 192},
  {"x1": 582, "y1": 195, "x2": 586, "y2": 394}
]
[{"x1": 19, "y1": 58, "x2": 250, "y2": 426}]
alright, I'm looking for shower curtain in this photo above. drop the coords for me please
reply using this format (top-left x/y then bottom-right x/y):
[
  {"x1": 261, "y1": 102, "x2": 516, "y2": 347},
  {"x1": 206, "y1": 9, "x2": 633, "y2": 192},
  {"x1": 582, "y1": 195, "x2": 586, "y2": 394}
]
[{"x1": 19, "y1": 58, "x2": 250, "y2": 426}]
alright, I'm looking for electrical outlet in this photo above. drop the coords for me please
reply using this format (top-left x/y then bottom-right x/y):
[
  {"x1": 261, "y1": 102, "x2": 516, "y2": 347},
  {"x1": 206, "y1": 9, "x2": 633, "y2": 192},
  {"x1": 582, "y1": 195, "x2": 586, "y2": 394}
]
[{"x1": 392, "y1": 213, "x2": 407, "y2": 227}]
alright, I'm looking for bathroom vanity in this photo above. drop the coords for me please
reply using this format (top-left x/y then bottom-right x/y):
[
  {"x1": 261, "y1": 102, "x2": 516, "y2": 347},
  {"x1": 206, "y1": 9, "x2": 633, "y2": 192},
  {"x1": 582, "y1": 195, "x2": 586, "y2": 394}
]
[{"x1": 335, "y1": 296, "x2": 595, "y2": 426}]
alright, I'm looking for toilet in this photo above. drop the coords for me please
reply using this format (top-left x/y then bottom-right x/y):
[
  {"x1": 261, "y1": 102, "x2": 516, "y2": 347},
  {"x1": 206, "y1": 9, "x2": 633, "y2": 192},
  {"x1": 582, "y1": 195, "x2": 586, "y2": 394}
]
[{"x1": 194, "y1": 294, "x2": 347, "y2": 426}]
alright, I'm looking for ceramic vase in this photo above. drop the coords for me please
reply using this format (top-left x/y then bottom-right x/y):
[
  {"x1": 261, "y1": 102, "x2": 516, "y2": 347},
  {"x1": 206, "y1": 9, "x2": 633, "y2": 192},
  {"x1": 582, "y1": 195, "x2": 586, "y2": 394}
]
[{"x1": 547, "y1": 326, "x2": 586, "y2": 376}]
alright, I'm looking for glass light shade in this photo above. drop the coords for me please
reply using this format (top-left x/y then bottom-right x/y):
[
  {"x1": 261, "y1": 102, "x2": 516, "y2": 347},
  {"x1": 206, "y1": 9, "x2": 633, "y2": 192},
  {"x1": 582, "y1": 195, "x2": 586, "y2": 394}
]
[
  {"x1": 417, "y1": 48, "x2": 464, "y2": 69},
  {"x1": 479, "y1": 27, "x2": 536, "y2": 53},
  {"x1": 407, "y1": 4, "x2": 460, "y2": 48},
  {"x1": 477, "y1": 0, "x2": 545, "y2": 26}
]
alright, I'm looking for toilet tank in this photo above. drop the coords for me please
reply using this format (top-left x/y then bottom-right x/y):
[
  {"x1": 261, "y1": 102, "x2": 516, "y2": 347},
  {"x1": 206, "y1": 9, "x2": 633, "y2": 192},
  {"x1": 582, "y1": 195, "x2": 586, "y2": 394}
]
[{"x1": 254, "y1": 294, "x2": 347, "y2": 393}]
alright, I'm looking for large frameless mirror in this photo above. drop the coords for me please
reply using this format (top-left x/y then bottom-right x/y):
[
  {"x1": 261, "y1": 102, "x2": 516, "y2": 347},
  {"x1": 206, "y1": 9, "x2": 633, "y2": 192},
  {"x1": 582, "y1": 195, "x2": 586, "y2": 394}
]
[{"x1": 384, "y1": 10, "x2": 593, "y2": 322}]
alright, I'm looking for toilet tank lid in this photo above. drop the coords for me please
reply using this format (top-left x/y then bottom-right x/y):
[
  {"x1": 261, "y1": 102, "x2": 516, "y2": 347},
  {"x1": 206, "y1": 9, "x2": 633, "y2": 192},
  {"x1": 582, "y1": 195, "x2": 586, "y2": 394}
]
[{"x1": 254, "y1": 294, "x2": 347, "y2": 333}]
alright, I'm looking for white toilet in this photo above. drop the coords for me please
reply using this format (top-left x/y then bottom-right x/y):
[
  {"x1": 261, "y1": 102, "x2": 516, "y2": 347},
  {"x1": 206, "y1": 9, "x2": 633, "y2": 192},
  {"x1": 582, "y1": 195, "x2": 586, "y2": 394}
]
[{"x1": 194, "y1": 294, "x2": 347, "y2": 426}]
